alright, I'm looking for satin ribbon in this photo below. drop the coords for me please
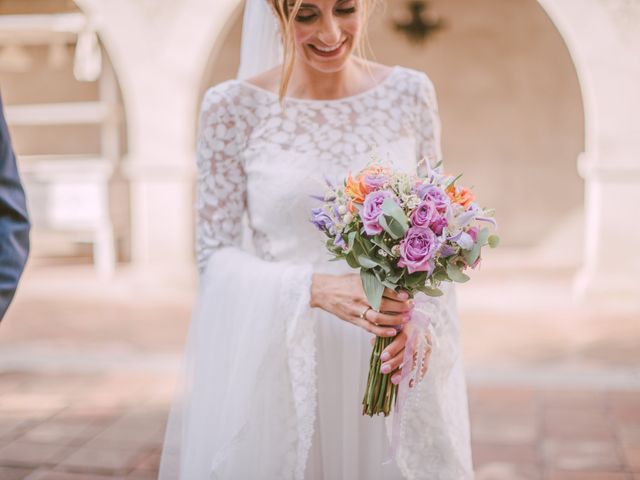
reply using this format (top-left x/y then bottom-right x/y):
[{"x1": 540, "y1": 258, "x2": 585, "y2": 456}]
[{"x1": 384, "y1": 298, "x2": 437, "y2": 464}]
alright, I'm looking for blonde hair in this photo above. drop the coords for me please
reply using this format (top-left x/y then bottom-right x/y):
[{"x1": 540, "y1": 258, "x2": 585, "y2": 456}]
[{"x1": 269, "y1": 0, "x2": 377, "y2": 100}]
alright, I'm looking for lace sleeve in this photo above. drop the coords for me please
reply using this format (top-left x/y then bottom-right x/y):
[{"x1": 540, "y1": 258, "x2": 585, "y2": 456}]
[
  {"x1": 415, "y1": 73, "x2": 444, "y2": 176},
  {"x1": 195, "y1": 85, "x2": 247, "y2": 273}
]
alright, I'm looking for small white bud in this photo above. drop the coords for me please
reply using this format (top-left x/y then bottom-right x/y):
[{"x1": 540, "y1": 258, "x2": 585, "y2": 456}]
[
  {"x1": 338, "y1": 205, "x2": 347, "y2": 215},
  {"x1": 343, "y1": 213, "x2": 353, "y2": 224}
]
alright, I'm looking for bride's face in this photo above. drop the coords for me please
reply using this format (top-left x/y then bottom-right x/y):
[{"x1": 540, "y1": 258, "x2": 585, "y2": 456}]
[{"x1": 290, "y1": 0, "x2": 362, "y2": 73}]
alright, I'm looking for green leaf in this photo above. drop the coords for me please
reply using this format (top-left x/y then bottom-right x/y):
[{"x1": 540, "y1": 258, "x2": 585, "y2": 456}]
[
  {"x1": 381, "y1": 198, "x2": 409, "y2": 232},
  {"x1": 488, "y1": 234, "x2": 500, "y2": 248},
  {"x1": 385, "y1": 269, "x2": 404, "y2": 283},
  {"x1": 347, "y1": 231, "x2": 357, "y2": 251},
  {"x1": 417, "y1": 285, "x2": 444, "y2": 297},
  {"x1": 370, "y1": 235, "x2": 393, "y2": 255},
  {"x1": 477, "y1": 227, "x2": 490, "y2": 246},
  {"x1": 379, "y1": 215, "x2": 406, "y2": 240},
  {"x1": 405, "y1": 271, "x2": 428, "y2": 287},
  {"x1": 361, "y1": 270, "x2": 385, "y2": 311},
  {"x1": 446, "y1": 263, "x2": 470, "y2": 283},
  {"x1": 357, "y1": 255, "x2": 379, "y2": 269},
  {"x1": 345, "y1": 253, "x2": 359, "y2": 269},
  {"x1": 381, "y1": 280, "x2": 397, "y2": 290},
  {"x1": 433, "y1": 269, "x2": 451, "y2": 282}
]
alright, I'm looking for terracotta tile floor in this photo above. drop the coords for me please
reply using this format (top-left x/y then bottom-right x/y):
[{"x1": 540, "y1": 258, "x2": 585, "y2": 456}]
[{"x1": 0, "y1": 263, "x2": 638, "y2": 479}]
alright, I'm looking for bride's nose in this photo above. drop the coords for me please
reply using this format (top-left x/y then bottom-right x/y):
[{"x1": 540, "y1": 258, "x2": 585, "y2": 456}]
[{"x1": 317, "y1": 16, "x2": 341, "y2": 45}]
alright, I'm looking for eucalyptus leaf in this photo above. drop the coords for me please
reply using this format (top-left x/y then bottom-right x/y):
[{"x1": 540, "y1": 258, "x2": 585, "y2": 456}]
[
  {"x1": 361, "y1": 269, "x2": 384, "y2": 310},
  {"x1": 381, "y1": 198, "x2": 409, "y2": 232},
  {"x1": 446, "y1": 263, "x2": 470, "y2": 283},
  {"x1": 417, "y1": 285, "x2": 444, "y2": 297},
  {"x1": 379, "y1": 216, "x2": 402, "y2": 240},
  {"x1": 345, "y1": 253, "x2": 359, "y2": 269},
  {"x1": 357, "y1": 255, "x2": 379, "y2": 269}
]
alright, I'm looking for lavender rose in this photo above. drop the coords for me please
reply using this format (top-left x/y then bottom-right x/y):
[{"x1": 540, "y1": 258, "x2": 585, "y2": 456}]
[
  {"x1": 361, "y1": 190, "x2": 394, "y2": 236},
  {"x1": 410, "y1": 201, "x2": 437, "y2": 228},
  {"x1": 363, "y1": 174, "x2": 387, "y2": 191},
  {"x1": 417, "y1": 185, "x2": 450, "y2": 213},
  {"x1": 397, "y1": 226, "x2": 440, "y2": 274},
  {"x1": 310, "y1": 207, "x2": 334, "y2": 234}
]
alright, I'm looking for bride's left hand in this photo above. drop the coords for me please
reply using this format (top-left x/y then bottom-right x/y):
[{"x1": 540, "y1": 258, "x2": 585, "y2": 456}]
[{"x1": 372, "y1": 322, "x2": 432, "y2": 386}]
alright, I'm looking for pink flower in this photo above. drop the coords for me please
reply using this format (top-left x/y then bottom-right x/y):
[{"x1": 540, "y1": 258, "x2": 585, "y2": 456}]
[
  {"x1": 397, "y1": 226, "x2": 440, "y2": 274},
  {"x1": 410, "y1": 201, "x2": 437, "y2": 228},
  {"x1": 361, "y1": 190, "x2": 394, "y2": 236}
]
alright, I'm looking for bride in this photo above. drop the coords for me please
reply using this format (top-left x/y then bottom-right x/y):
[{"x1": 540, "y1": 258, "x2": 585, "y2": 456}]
[{"x1": 158, "y1": 0, "x2": 473, "y2": 478}]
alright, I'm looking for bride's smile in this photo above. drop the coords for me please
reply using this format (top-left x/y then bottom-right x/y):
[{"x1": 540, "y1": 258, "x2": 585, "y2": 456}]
[{"x1": 292, "y1": 0, "x2": 360, "y2": 73}]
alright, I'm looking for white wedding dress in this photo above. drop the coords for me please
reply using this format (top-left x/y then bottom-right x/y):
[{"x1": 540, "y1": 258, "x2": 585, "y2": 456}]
[{"x1": 158, "y1": 65, "x2": 473, "y2": 480}]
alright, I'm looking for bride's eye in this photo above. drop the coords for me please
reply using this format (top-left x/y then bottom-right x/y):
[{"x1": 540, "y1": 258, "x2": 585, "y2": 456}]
[
  {"x1": 295, "y1": 8, "x2": 317, "y2": 23},
  {"x1": 335, "y1": 6, "x2": 356, "y2": 15}
]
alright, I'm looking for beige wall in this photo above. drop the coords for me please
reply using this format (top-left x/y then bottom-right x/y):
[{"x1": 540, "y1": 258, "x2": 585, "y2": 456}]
[{"x1": 204, "y1": 0, "x2": 585, "y2": 248}]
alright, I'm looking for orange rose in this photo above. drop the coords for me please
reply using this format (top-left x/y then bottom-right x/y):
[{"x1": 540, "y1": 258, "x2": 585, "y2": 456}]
[
  {"x1": 446, "y1": 185, "x2": 475, "y2": 209},
  {"x1": 345, "y1": 173, "x2": 367, "y2": 204}
]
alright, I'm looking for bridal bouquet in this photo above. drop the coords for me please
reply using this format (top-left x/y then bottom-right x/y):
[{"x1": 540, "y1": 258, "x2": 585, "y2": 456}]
[{"x1": 310, "y1": 160, "x2": 498, "y2": 417}]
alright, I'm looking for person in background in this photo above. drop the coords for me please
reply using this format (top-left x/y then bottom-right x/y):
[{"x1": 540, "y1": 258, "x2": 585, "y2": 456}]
[{"x1": 0, "y1": 93, "x2": 30, "y2": 322}]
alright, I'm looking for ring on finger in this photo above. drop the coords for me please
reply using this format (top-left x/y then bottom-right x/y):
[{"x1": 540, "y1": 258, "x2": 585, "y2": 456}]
[{"x1": 359, "y1": 306, "x2": 373, "y2": 320}]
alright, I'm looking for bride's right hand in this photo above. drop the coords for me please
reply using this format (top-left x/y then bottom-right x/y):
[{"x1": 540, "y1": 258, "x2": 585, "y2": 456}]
[{"x1": 309, "y1": 273, "x2": 414, "y2": 338}]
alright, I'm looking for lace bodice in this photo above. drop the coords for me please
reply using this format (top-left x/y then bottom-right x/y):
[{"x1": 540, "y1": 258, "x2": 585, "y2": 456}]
[{"x1": 195, "y1": 66, "x2": 443, "y2": 271}]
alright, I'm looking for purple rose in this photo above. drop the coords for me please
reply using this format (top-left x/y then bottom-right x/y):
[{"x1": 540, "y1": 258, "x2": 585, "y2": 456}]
[
  {"x1": 397, "y1": 226, "x2": 440, "y2": 274},
  {"x1": 417, "y1": 185, "x2": 449, "y2": 213},
  {"x1": 410, "y1": 201, "x2": 437, "y2": 228},
  {"x1": 429, "y1": 214, "x2": 448, "y2": 235},
  {"x1": 361, "y1": 190, "x2": 394, "y2": 236},
  {"x1": 310, "y1": 207, "x2": 334, "y2": 234},
  {"x1": 363, "y1": 174, "x2": 387, "y2": 191}
]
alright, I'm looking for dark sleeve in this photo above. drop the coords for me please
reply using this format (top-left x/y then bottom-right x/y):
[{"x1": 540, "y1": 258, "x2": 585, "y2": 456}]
[{"x1": 0, "y1": 94, "x2": 30, "y2": 321}]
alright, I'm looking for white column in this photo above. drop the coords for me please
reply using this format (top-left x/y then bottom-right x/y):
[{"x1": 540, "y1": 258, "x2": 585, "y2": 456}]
[
  {"x1": 537, "y1": 0, "x2": 640, "y2": 304},
  {"x1": 75, "y1": 0, "x2": 243, "y2": 273}
]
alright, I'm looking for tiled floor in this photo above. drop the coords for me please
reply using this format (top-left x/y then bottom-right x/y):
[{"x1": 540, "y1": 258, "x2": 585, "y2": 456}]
[
  {"x1": 0, "y1": 263, "x2": 638, "y2": 479},
  {"x1": 0, "y1": 372, "x2": 638, "y2": 480}
]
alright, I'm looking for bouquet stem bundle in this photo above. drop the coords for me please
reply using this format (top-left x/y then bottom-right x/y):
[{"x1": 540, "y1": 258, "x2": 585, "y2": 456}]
[{"x1": 362, "y1": 335, "x2": 396, "y2": 416}]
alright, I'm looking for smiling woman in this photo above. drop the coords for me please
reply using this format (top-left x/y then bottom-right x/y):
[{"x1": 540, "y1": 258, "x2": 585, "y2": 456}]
[
  {"x1": 269, "y1": 0, "x2": 376, "y2": 98},
  {"x1": 158, "y1": 0, "x2": 474, "y2": 478}
]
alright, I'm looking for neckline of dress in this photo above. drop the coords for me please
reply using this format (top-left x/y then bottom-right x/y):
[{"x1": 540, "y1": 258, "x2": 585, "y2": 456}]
[{"x1": 237, "y1": 65, "x2": 400, "y2": 104}]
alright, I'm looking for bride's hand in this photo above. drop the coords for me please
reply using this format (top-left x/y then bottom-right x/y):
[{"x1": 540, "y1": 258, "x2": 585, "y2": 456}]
[
  {"x1": 374, "y1": 323, "x2": 433, "y2": 386},
  {"x1": 310, "y1": 273, "x2": 413, "y2": 338}
]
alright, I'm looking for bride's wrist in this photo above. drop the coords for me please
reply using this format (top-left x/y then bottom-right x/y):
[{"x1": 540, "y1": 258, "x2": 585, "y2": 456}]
[{"x1": 310, "y1": 273, "x2": 329, "y2": 309}]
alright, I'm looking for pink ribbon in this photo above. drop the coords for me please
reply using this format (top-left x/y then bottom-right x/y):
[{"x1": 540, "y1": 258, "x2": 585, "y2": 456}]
[{"x1": 384, "y1": 300, "x2": 433, "y2": 465}]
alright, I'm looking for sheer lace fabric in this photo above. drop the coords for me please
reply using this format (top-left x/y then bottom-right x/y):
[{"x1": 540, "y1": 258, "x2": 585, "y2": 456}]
[{"x1": 160, "y1": 66, "x2": 473, "y2": 480}]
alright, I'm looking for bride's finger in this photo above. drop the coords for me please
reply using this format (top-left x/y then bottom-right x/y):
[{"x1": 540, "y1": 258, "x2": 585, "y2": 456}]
[
  {"x1": 382, "y1": 288, "x2": 409, "y2": 301},
  {"x1": 380, "y1": 330, "x2": 407, "y2": 361},
  {"x1": 380, "y1": 347, "x2": 405, "y2": 375},
  {"x1": 365, "y1": 309, "x2": 410, "y2": 327},
  {"x1": 379, "y1": 297, "x2": 413, "y2": 315},
  {"x1": 354, "y1": 316, "x2": 397, "y2": 337}
]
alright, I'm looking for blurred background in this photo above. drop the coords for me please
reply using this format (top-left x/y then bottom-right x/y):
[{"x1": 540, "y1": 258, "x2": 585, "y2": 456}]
[{"x1": 0, "y1": 0, "x2": 638, "y2": 479}]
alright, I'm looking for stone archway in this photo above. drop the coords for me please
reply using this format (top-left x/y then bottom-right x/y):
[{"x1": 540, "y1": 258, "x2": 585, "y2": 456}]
[
  {"x1": 201, "y1": 1, "x2": 586, "y2": 251},
  {"x1": 200, "y1": 0, "x2": 640, "y2": 302}
]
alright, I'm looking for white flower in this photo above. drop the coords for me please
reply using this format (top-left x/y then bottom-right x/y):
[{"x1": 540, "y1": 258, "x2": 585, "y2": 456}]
[
  {"x1": 343, "y1": 213, "x2": 353, "y2": 224},
  {"x1": 378, "y1": 249, "x2": 388, "y2": 257},
  {"x1": 338, "y1": 205, "x2": 347, "y2": 215}
]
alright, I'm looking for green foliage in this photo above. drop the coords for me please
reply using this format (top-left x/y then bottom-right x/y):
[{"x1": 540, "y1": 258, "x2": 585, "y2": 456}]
[
  {"x1": 360, "y1": 269, "x2": 384, "y2": 311},
  {"x1": 446, "y1": 263, "x2": 470, "y2": 283}
]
